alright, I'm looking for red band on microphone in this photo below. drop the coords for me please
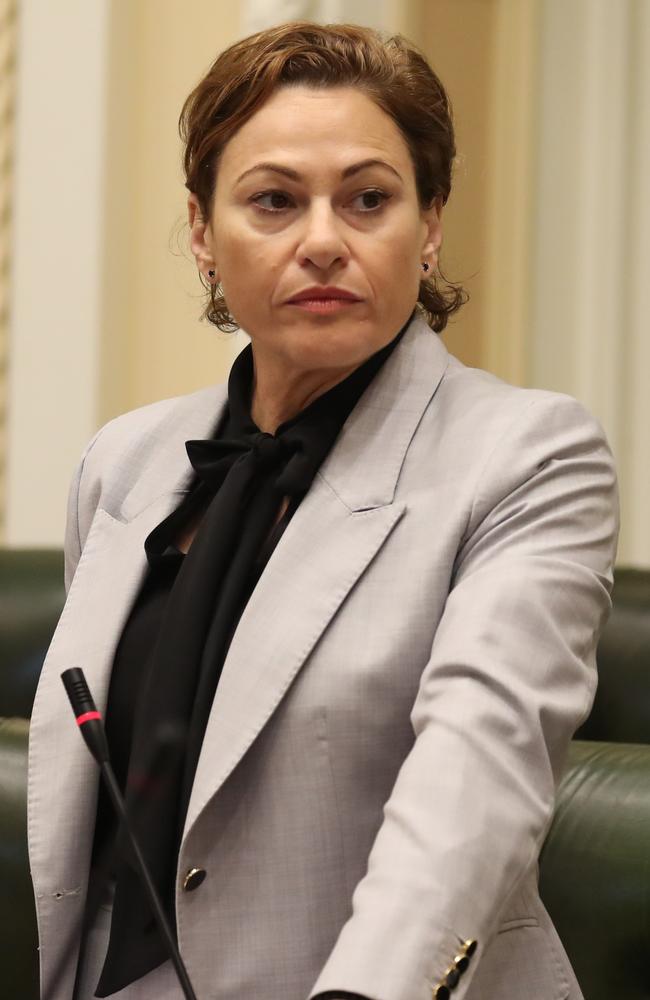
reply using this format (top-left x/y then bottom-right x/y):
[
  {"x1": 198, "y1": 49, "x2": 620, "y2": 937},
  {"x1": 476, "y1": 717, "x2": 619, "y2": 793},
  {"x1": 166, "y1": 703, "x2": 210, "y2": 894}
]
[{"x1": 76, "y1": 710, "x2": 102, "y2": 726}]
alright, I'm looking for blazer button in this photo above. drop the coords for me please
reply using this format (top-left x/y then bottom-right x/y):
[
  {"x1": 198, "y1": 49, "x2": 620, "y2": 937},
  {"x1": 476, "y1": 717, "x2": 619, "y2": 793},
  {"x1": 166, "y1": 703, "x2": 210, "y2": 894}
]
[
  {"x1": 444, "y1": 967, "x2": 460, "y2": 989},
  {"x1": 183, "y1": 867, "x2": 206, "y2": 891}
]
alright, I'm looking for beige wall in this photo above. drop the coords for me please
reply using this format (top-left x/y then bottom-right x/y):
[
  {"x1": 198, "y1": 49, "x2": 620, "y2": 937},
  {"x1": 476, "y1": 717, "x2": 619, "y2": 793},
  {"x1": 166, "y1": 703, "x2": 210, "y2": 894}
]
[
  {"x1": 100, "y1": 1, "x2": 244, "y2": 424},
  {"x1": 7, "y1": 0, "x2": 113, "y2": 545},
  {"x1": 0, "y1": 0, "x2": 17, "y2": 536},
  {"x1": 417, "y1": 0, "x2": 496, "y2": 370}
]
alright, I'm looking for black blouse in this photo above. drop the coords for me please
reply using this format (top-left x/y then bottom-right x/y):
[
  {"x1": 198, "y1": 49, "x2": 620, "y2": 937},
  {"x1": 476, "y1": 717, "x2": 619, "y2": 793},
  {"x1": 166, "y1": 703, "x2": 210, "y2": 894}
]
[{"x1": 91, "y1": 407, "x2": 300, "y2": 865}]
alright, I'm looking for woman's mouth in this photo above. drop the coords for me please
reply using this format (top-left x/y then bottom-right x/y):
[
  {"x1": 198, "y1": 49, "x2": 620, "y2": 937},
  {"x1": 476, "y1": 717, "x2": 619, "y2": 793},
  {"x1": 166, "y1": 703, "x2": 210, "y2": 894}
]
[{"x1": 287, "y1": 298, "x2": 361, "y2": 313}]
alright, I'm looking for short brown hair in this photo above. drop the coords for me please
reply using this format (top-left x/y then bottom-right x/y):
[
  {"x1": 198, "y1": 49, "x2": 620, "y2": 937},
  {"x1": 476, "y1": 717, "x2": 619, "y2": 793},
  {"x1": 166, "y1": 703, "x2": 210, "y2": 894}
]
[{"x1": 179, "y1": 20, "x2": 467, "y2": 333}]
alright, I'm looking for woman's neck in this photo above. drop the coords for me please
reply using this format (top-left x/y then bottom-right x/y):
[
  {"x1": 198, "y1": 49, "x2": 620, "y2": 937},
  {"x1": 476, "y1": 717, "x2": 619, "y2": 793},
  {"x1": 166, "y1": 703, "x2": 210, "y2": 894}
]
[{"x1": 250, "y1": 355, "x2": 358, "y2": 433}]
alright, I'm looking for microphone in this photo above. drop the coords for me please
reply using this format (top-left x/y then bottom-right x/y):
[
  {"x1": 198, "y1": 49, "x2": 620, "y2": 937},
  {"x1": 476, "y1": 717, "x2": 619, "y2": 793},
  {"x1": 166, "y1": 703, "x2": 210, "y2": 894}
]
[
  {"x1": 60, "y1": 668, "x2": 199, "y2": 1000},
  {"x1": 61, "y1": 667, "x2": 110, "y2": 764}
]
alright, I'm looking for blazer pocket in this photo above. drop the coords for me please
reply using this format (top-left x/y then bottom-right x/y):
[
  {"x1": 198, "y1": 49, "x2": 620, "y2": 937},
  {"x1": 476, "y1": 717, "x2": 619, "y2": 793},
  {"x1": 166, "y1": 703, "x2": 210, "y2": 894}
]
[{"x1": 464, "y1": 920, "x2": 571, "y2": 1000}]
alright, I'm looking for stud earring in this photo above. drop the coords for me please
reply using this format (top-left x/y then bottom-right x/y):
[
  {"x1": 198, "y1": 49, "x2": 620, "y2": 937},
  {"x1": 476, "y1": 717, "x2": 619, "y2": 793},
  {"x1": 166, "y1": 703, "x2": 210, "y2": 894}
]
[
  {"x1": 208, "y1": 269, "x2": 216, "y2": 279},
  {"x1": 422, "y1": 262, "x2": 430, "y2": 272}
]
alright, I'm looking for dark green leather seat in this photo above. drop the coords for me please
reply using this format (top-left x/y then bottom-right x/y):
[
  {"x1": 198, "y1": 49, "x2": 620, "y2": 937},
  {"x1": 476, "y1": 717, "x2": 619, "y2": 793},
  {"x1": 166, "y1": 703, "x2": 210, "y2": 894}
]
[
  {"x1": 540, "y1": 739, "x2": 650, "y2": 999},
  {"x1": 0, "y1": 717, "x2": 39, "y2": 999},
  {"x1": 0, "y1": 550, "x2": 67, "y2": 994},
  {"x1": 0, "y1": 548, "x2": 65, "y2": 718},
  {"x1": 578, "y1": 568, "x2": 650, "y2": 742}
]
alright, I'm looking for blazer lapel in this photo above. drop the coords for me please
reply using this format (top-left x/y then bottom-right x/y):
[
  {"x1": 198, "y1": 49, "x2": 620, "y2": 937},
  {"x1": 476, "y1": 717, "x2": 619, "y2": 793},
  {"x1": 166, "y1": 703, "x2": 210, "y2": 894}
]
[
  {"x1": 185, "y1": 313, "x2": 449, "y2": 838},
  {"x1": 184, "y1": 480, "x2": 405, "y2": 837}
]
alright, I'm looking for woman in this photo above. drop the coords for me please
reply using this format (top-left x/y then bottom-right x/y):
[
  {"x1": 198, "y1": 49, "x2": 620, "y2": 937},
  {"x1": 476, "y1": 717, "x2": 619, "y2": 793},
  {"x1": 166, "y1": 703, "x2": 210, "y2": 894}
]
[{"x1": 28, "y1": 20, "x2": 618, "y2": 1000}]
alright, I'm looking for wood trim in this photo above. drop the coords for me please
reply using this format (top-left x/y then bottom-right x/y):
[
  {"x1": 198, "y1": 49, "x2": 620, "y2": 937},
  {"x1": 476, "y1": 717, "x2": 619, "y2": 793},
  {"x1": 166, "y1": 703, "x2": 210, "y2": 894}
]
[
  {"x1": 483, "y1": 0, "x2": 541, "y2": 385},
  {"x1": 0, "y1": 0, "x2": 18, "y2": 542}
]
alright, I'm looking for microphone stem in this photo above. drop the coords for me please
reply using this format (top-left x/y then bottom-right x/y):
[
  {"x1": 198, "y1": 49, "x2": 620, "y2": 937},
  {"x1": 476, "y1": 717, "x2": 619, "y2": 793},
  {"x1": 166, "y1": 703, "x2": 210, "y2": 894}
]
[{"x1": 99, "y1": 762, "x2": 198, "y2": 1000}]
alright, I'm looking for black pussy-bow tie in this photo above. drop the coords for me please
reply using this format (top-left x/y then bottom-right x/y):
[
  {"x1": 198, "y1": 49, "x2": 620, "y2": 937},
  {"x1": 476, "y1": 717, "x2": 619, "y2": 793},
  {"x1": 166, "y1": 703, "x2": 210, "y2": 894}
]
[
  {"x1": 184, "y1": 337, "x2": 379, "y2": 499},
  {"x1": 185, "y1": 427, "x2": 326, "y2": 497}
]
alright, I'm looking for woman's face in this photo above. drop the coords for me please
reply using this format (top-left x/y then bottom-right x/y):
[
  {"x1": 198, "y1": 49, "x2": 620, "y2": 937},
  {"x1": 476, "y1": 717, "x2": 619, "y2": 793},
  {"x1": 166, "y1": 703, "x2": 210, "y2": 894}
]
[{"x1": 189, "y1": 84, "x2": 442, "y2": 376}]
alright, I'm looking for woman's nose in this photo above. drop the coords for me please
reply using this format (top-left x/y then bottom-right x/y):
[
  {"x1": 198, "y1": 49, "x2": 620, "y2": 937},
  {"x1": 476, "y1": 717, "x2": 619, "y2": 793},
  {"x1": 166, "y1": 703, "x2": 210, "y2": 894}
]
[{"x1": 296, "y1": 200, "x2": 349, "y2": 270}]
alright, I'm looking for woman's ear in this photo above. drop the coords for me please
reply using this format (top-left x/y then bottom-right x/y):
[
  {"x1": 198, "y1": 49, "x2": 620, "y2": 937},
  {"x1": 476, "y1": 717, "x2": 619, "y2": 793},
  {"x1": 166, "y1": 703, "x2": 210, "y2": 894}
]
[
  {"x1": 421, "y1": 196, "x2": 444, "y2": 268},
  {"x1": 187, "y1": 193, "x2": 218, "y2": 280}
]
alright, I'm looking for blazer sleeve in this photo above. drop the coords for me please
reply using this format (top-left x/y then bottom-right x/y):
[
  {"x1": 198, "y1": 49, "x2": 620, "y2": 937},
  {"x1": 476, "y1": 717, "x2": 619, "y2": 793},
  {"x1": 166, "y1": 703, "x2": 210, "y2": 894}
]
[{"x1": 308, "y1": 393, "x2": 619, "y2": 1000}]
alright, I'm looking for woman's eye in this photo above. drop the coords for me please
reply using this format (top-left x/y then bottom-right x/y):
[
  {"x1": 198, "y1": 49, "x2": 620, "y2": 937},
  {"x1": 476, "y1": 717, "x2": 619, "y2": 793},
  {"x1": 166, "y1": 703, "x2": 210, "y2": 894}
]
[
  {"x1": 251, "y1": 190, "x2": 293, "y2": 213},
  {"x1": 250, "y1": 189, "x2": 390, "y2": 214},
  {"x1": 355, "y1": 189, "x2": 390, "y2": 211}
]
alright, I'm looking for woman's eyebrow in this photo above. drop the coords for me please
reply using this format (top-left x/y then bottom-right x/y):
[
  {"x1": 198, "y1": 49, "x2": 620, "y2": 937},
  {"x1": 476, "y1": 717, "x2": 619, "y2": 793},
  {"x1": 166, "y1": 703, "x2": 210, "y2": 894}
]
[{"x1": 235, "y1": 158, "x2": 402, "y2": 185}]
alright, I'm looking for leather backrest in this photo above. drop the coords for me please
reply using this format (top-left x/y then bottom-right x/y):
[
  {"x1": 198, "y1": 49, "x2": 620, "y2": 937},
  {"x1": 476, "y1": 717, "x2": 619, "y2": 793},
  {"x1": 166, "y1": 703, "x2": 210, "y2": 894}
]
[
  {"x1": 578, "y1": 568, "x2": 650, "y2": 742},
  {"x1": 539, "y1": 739, "x2": 650, "y2": 999},
  {"x1": 0, "y1": 717, "x2": 39, "y2": 998},
  {"x1": 0, "y1": 549, "x2": 65, "y2": 718}
]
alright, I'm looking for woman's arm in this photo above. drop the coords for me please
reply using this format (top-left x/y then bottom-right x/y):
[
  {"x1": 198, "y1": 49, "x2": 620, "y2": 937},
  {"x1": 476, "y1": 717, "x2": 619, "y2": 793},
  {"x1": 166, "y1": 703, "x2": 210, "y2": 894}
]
[{"x1": 309, "y1": 393, "x2": 618, "y2": 1000}]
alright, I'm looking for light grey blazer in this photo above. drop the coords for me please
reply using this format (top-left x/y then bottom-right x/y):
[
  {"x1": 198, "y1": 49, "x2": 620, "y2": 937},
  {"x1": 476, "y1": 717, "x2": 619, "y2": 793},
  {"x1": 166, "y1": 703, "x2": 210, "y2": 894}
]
[{"x1": 28, "y1": 310, "x2": 618, "y2": 1000}]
